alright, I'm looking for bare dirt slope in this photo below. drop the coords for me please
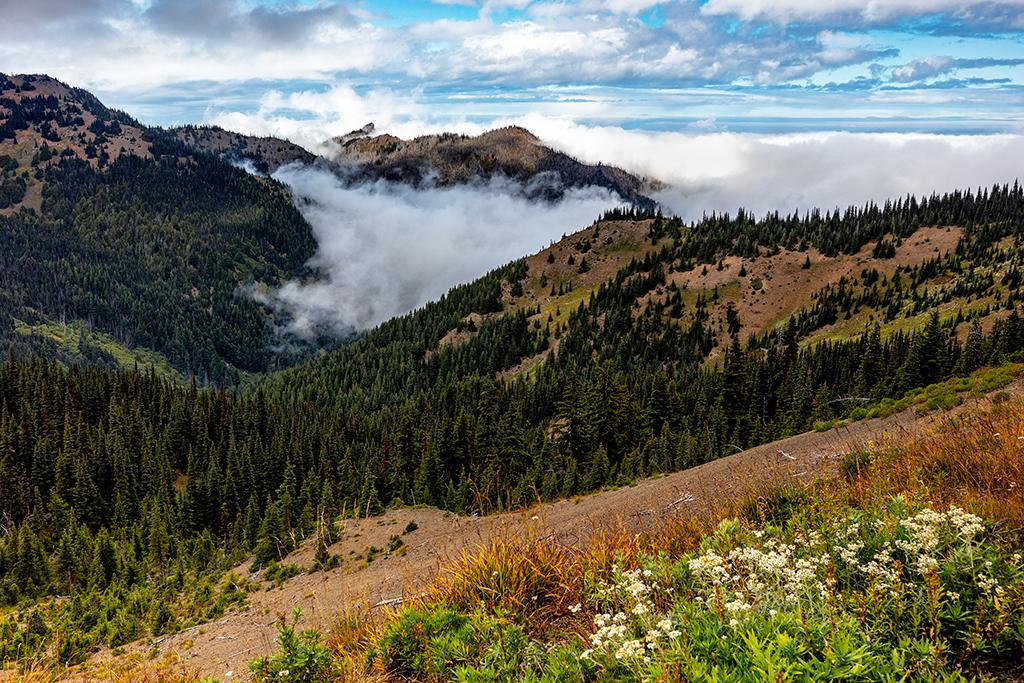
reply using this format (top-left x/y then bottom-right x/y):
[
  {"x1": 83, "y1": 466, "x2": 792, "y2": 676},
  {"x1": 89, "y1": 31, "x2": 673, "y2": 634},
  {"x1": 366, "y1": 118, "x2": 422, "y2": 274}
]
[{"x1": 88, "y1": 382, "x2": 1018, "y2": 681}]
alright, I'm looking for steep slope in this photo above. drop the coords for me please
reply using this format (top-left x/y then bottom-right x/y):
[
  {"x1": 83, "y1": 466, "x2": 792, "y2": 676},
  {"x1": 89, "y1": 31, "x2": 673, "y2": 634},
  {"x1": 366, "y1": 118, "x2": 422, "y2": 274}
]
[
  {"x1": 81, "y1": 374, "x2": 1024, "y2": 680},
  {"x1": 175, "y1": 125, "x2": 316, "y2": 174},
  {"x1": 0, "y1": 73, "x2": 153, "y2": 214},
  {"x1": 331, "y1": 124, "x2": 660, "y2": 206},
  {"x1": 0, "y1": 73, "x2": 318, "y2": 382},
  {"x1": 264, "y1": 186, "x2": 1024, "y2": 519}
]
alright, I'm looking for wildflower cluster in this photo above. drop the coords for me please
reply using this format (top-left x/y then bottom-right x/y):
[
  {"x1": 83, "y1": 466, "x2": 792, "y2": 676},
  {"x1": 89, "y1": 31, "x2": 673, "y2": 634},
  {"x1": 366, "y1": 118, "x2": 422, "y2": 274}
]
[
  {"x1": 687, "y1": 527, "x2": 831, "y2": 620},
  {"x1": 581, "y1": 565, "x2": 680, "y2": 670},
  {"x1": 829, "y1": 505, "x2": 1005, "y2": 603},
  {"x1": 575, "y1": 502, "x2": 1024, "y2": 679}
]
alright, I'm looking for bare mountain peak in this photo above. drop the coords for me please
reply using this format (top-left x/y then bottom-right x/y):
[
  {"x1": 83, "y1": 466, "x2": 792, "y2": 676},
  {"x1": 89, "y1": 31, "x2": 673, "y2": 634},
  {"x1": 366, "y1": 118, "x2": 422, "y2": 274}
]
[
  {"x1": 336, "y1": 122, "x2": 376, "y2": 146},
  {"x1": 328, "y1": 123, "x2": 657, "y2": 207}
]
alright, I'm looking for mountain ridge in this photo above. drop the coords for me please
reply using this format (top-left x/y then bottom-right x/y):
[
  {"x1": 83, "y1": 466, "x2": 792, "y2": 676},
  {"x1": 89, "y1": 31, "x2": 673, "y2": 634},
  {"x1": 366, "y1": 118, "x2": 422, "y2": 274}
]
[
  {"x1": 328, "y1": 123, "x2": 660, "y2": 206},
  {"x1": 0, "y1": 72, "x2": 661, "y2": 382}
]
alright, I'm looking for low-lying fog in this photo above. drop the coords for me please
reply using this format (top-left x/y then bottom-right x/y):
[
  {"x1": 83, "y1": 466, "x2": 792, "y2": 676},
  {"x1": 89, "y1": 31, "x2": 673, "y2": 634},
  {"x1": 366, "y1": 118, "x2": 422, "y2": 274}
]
[{"x1": 256, "y1": 126, "x2": 1024, "y2": 337}]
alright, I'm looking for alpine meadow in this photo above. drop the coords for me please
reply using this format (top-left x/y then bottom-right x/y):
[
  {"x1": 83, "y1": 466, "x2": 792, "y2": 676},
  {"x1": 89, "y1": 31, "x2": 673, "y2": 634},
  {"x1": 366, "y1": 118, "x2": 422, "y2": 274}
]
[{"x1": 3, "y1": 2, "x2": 1024, "y2": 681}]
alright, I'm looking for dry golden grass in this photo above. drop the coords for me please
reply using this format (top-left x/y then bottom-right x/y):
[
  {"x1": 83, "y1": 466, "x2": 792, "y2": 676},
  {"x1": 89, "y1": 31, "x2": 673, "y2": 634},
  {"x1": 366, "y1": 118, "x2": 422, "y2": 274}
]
[
  {"x1": 11, "y1": 659, "x2": 204, "y2": 683},
  {"x1": 428, "y1": 534, "x2": 583, "y2": 633},
  {"x1": 324, "y1": 609, "x2": 384, "y2": 683},
  {"x1": 398, "y1": 516, "x2": 720, "y2": 647},
  {"x1": 834, "y1": 398, "x2": 1024, "y2": 534}
]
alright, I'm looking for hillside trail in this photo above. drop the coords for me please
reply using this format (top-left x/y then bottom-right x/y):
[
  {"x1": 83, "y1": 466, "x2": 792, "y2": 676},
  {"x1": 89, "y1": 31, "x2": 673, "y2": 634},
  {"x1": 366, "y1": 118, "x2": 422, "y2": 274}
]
[{"x1": 85, "y1": 382, "x2": 1021, "y2": 681}]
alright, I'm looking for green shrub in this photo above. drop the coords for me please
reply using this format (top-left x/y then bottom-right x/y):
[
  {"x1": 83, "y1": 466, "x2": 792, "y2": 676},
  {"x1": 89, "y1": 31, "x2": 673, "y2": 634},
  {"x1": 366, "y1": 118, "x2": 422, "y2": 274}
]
[
  {"x1": 251, "y1": 609, "x2": 335, "y2": 683},
  {"x1": 839, "y1": 450, "x2": 873, "y2": 480},
  {"x1": 388, "y1": 534, "x2": 405, "y2": 553},
  {"x1": 741, "y1": 487, "x2": 811, "y2": 526},
  {"x1": 370, "y1": 606, "x2": 475, "y2": 679},
  {"x1": 263, "y1": 562, "x2": 302, "y2": 588}
]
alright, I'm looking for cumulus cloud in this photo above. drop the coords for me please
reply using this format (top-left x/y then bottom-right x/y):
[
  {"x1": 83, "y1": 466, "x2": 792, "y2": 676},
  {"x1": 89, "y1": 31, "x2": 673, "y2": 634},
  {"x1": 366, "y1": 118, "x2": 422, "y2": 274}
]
[
  {"x1": 208, "y1": 84, "x2": 425, "y2": 154},
  {"x1": 143, "y1": 0, "x2": 356, "y2": 44},
  {"x1": 890, "y1": 55, "x2": 1024, "y2": 82},
  {"x1": 0, "y1": 0, "x2": 132, "y2": 45},
  {"x1": 263, "y1": 164, "x2": 620, "y2": 335}
]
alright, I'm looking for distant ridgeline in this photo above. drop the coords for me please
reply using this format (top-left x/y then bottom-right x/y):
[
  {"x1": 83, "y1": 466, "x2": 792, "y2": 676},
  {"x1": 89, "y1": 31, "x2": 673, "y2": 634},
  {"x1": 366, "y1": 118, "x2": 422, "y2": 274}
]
[{"x1": 4, "y1": 183, "x2": 1024, "y2": 664}]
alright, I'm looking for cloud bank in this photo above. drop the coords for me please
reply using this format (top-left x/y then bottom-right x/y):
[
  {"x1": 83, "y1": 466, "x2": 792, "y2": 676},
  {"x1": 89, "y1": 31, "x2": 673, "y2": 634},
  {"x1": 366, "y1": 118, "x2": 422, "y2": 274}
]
[
  {"x1": 256, "y1": 119, "x2": 1024, "y2": 336},
  {"x1": 264, "y1": 165, "x2": 620, "y2": 335},
  {"x1": 509, "y1": 121, "x2": 1024, "y2": 221}
]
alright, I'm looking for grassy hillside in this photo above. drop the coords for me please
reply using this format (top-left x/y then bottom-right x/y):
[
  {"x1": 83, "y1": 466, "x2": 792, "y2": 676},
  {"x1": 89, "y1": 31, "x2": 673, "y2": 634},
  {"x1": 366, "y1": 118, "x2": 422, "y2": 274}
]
[{"x1": 245, "y1": 392, "x2": 1024, "y2": 683}]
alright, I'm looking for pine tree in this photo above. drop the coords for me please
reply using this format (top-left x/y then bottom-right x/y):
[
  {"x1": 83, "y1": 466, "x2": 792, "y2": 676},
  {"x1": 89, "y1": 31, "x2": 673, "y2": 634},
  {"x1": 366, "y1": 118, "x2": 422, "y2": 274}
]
[{"x1": 958, "y1": 318, "x2": 985, "y2": 374}]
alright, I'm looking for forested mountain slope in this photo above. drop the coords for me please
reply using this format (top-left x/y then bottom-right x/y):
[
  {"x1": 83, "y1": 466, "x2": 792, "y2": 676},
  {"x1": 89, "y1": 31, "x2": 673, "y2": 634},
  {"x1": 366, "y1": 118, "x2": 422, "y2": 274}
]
[
  {"x1": 0, "y1": 74, "x2": 318, "y2": 383},
  {"x1": 265, "y1": 184, "x2": 1024, "y2": 514}
]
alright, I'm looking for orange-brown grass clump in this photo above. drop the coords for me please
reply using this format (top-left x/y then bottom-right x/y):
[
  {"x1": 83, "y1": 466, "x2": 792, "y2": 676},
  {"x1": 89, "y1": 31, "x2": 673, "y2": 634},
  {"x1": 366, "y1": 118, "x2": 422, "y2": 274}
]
[
  {"x1": 830, "y1": 397, "x2": 1024, "y2": 535},
  {"x1": 426, "y1": 517, "x2": 718, "y2": 637},
  {"x1": 430, "y1": 534, "x2": 581, "y2": 632},
  {"x1": 12, "y1": 659, "x2": 204, "y2": 683},
  {"x1": 323, "y1": 608, "x2": 383, "y2": 682}
]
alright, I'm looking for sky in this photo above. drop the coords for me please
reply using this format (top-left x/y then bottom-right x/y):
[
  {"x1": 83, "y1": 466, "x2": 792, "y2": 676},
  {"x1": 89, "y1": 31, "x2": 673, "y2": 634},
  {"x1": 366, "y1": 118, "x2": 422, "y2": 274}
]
[{"x1": 2, "y1": 0, "x2": 1022, "y2": 135}]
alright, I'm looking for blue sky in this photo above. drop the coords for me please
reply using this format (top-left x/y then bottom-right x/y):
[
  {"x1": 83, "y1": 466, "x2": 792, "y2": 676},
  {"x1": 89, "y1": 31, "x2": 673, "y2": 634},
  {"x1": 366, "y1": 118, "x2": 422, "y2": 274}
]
[{"x1": 2, "y1": 0, "x2": 1022, "y2": 136}]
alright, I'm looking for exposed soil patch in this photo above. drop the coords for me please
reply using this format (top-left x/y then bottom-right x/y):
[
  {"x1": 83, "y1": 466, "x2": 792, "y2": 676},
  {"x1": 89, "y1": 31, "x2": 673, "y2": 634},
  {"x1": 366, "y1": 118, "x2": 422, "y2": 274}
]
[{"x1": 657, "y1": 226, "x2": 962, "y2": 357}]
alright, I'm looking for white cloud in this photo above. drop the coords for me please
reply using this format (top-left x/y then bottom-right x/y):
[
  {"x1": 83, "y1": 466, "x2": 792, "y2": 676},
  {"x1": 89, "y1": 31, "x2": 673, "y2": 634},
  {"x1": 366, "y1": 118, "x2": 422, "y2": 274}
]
[
  {"x1": 207, "y1": 84, "x2": 427, "y2": 153},
  {"x1": 603, "y1": 0, "x2": 664, "y2": 14},
  {"x1": 513, "y1": 118, "x2": 1024, "y2": 220},
  {"x1": 701, "y1": 0, "x2": 1024, "y2": 25},
  {"x1": 264, "y1": 164, "x2": 621, "y2": 334},
  {"x1": 892, "y1": 55, "x2": 956, "y2": 82}
]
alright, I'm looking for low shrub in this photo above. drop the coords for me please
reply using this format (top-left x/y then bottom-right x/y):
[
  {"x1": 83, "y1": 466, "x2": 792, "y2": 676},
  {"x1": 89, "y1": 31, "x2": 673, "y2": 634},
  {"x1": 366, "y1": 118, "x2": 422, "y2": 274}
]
[{"x1": 250, "y1": 609, "x2": 336, "y2": 683}]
